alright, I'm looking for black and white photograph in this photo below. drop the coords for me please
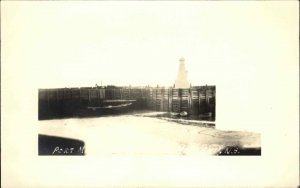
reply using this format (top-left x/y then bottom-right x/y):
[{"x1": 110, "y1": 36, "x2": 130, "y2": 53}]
[
  {"x1": 38, "y1": 57, "x2": 261, "y2": 156},
  {"x1": 2, "y1": 1, "x2": 299, "y2": 188}
]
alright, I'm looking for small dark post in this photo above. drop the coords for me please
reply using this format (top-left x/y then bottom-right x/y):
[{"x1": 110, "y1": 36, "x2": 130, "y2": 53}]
[
  {"x1": 79, "y1": 88, "x2": 82, "y2": 106},
  {"x1": 63, "y1": 88, "x2": 65, "y2": 104},
  {"x1": 103, "y1": 88, "x2": 106, "y2": 100},
  {"x1": 88, "y1": 89, "x2": 91, "y2": 106},
  {"x1": 167, "y1": 88, "x2": 170, "y2": 112},
  {"x1": 171, "y1": 88, "x2": 173, "y2": 112},
  {"x1": 189, "y1": 87, "x2": 192, "y2": 114},
  {"x1": 155, "y1": 88, "x2": 157, "y2": 111},
  {"x1": 70, "y1": 89, "x2": 73, "y2": 103},
  {"x1": 47, "y1": 90, "x2": 50, "y2": 109},
  {"x1": 56, "y1": 90, "x2": 58, "y2": 104},
  {"x1": 120, "y1": 88, "x2": 122, "y2": 100},
  {"x1": 97, "y1": 89, "x2": 100, "y2": 106},
  {"x1": 129, "y1": 87, "x2": 131, "y2": 99},
  {"x1": 151, "y1": 88, "x2": 154, "y2": 110},
  {"x1": 198, "y1": 88, "x2": 201, "y2": 115},
  {"x1": 205, "y1": 85, "x2": 208, "y2": 103},
  {"x1": 179, "y1": 89, "x2": 182, "y2": 112},
  {"x1": 160, "y1": 88, "x2": 164, "y2": 111}
]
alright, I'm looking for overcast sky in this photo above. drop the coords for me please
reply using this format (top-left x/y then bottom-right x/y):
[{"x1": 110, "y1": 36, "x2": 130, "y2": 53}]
[{"x1": 3, "y1": 1, "x2": 297, "y2": 89}]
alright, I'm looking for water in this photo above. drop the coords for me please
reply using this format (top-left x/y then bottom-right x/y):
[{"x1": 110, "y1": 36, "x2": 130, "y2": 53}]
[{"x1": 38, "y1": 113, "x2": 260, "y2": 156}]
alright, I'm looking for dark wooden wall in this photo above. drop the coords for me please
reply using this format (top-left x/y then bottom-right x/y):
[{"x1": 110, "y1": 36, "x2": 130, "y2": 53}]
[{"x1": 38, "y1": 86, "x2": 215, "y2": 120}]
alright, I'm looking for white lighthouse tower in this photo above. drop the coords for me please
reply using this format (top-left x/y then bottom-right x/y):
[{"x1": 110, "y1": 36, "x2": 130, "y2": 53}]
[{"x1": 175, "y1": 57, "x2": 189, "y2": 88}]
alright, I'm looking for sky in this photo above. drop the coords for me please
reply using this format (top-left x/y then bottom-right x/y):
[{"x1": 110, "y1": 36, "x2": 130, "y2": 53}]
[
  {"x1": 2, "y1": 1, "x2": 299, "y2": 132},
  {"x1": 4, "y1": 1, "x2": 297, "y2": 88}
]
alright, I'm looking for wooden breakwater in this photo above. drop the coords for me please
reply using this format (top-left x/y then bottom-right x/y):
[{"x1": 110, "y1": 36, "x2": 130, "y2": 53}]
[{"x1": 38, "y1": 85, "x2": 215, "y2": 120}]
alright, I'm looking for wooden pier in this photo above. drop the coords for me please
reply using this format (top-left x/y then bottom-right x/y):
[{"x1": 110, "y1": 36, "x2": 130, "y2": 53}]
[{"x1": 38, "y1": 85, "x2": 215, "y2": 120}]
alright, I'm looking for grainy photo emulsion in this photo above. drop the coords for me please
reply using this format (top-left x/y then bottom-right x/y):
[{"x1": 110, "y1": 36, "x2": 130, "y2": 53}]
[
  {"x1": 4, "y1": 1, "x2": 299, "y2": 188},
  {"x1": 38, "y1": 57, "x2": 260, "y2": 156}
]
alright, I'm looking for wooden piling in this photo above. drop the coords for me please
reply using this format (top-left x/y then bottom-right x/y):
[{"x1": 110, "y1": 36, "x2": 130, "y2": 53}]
[
  {"x1": 160, "y1": 88, "x2": 163, "y2": 111},
  {"x1": 47, "y1": 90, "x2": 50, "y2": 108},
  {"x1": 198, "y1": 88, "x2": 201, "y2": 114},
  {"x1": 38, "y1": 85, "x2": 215, "y2": 119},
  {"x1": 189, "y1": 88, "x2": 192, "y2": 114},
  {"x1": 88, "y1": 89, "x2": 91, "y2": 106}
]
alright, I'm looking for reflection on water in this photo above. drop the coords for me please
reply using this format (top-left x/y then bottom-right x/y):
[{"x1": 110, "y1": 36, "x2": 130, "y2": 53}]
[
  {"x1": 156, "y1": 112, "x2": 215, "y2": 121},
  {"x1": 135, "y1": 111, "x2": 215, "y2": 127},
  {"x1": 38, "y1": 113, "x2": 261, "y2": 156}
]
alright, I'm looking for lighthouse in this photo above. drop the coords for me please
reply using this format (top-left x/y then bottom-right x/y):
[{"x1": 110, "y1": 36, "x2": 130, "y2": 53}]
[{"x1": 175, "y1": 57, "x2": 189, "y2": 88}]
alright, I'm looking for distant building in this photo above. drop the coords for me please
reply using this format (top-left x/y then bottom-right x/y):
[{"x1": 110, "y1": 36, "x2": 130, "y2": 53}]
[{"x1": 174, "y1": 57, "x2": 190, "y2": 88}]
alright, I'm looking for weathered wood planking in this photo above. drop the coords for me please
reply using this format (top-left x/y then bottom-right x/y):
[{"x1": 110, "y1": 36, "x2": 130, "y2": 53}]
[{"x1": 38, "y1": 86, "x2": 215, "y2": 119}]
